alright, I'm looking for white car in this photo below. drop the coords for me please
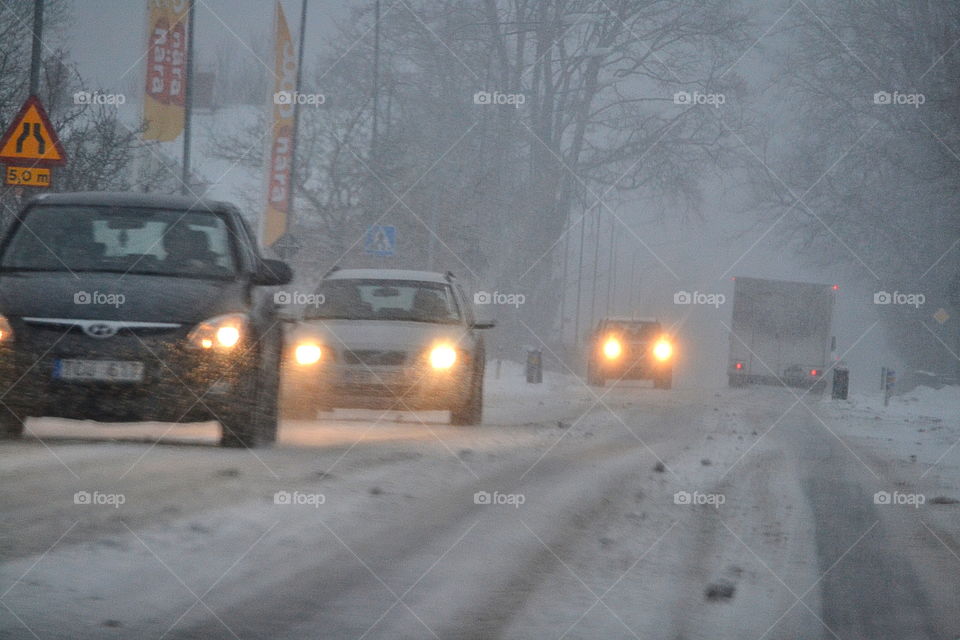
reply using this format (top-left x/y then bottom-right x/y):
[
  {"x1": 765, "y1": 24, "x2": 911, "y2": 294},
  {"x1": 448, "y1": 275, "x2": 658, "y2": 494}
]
[{"x1": 282, "y1": 268, "x2": 494, "y2": 424}]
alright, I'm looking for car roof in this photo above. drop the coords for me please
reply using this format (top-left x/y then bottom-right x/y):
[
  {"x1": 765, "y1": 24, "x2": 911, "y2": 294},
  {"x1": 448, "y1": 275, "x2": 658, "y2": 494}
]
[
  {"x1": 605, "y1": 316, "x2": 660, "y2": 324},
  {"x1": 25, "y1": 191, "x2": 233, "y2": 212},
  {"x1": 324, "y1": 268, "x2": 451, "y2": 284}
]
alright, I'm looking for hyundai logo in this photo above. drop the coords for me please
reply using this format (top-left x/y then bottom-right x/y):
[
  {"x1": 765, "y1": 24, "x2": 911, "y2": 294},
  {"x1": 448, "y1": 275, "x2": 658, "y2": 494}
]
[{"x1": 83, "y1": 323, "x2": 118, "y2": 339}]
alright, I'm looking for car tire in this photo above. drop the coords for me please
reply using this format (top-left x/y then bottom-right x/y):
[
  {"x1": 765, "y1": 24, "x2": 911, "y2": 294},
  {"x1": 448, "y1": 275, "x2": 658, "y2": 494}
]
[
  {"x1": 220, "y1": 352, "x2": 280, "y2": 448},
  {"x1": 451, "y1": 371, "x2": 482, "y2": 426},
  {"x1": 654, "y1": 374, "x2": 672, "y2": 390},
  {"x1": 0, "y1": 405, "x2": 25, "y2": 439}
]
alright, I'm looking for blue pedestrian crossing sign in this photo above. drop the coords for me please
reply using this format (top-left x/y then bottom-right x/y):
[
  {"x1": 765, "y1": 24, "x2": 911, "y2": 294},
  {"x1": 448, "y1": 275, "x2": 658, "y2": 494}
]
[{"x1": 364, "y1": 224, "x2": 396, "y2": 256}]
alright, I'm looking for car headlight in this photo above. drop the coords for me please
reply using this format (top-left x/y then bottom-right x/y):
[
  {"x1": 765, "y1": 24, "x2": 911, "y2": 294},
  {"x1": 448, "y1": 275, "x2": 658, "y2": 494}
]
[
  {"x1": 602, "y1": 337, "x2": 622, "y2": 360},
  {"x1": 294, "y1": 343, "x2": 322, "y2": 365},
  {"x1": 0, "y1": 315, "x2": 12, "y2": 342},
  {"x1": 187, "y1": 313, "x2": 246, "y2": 350},
  {"x1": 652, "y1": 339, "x2": 672, "y2": 361},
  {"x1": 429, "y1": 344, "x2": 457, "y2": 369}
]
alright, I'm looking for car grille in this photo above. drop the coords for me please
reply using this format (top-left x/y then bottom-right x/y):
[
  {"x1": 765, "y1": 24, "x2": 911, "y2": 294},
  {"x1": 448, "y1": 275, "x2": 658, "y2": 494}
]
[
  {"x1": 342, "y1": 350, "x2": 407, "y2": 366},
  {"x1": 21, "y1": 318, "x2": 183, "y2": 338}
]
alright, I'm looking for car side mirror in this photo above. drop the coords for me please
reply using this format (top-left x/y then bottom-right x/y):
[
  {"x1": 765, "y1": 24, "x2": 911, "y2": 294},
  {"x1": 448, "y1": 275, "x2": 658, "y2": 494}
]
[
  {"x1": 472, "y1": 319, "x2": 496, "y2": 329},
  {"x1": 252, "y1": 259, "x2": 293, "y2": 286}
]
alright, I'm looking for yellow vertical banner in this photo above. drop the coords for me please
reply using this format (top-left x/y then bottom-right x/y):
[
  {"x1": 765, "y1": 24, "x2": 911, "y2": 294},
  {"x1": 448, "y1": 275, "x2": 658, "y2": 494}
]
[
  {"x1": 262, "y1": 0, "x2": 296, "y2": 247},
  {"x1": 143, "y1": 0, "x2": 190, "y2": 141}
]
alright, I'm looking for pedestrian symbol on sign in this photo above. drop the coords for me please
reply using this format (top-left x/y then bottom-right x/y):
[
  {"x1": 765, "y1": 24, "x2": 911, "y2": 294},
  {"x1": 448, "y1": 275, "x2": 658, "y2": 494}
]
[{"x1": 364, "y1": 225, "x2": 396, "y2": 257}]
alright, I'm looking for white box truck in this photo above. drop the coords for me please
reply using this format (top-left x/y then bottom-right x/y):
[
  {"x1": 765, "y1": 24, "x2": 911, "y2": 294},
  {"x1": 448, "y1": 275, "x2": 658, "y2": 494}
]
[{"x1": 727, "y1": 277, "x2": 836, "y2": 392}]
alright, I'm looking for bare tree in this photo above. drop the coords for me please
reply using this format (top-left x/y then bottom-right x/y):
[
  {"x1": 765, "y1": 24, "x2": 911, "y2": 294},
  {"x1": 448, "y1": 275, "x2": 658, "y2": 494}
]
[
  {"x1": 352, "y1": 0, "x2": 752, "y2": 340},
  {"x1": 209, "y1": 0, "x2": 752, "y2": 345},
  {"x1": 752, "y1": 0, "x2": 960, "y2": 378}
]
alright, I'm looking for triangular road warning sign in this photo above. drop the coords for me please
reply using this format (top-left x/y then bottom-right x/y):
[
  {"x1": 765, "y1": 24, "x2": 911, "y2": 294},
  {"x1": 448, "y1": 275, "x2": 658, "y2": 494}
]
[{"x1": 0, "y1": 96, "x2": 66, "y2": 166}]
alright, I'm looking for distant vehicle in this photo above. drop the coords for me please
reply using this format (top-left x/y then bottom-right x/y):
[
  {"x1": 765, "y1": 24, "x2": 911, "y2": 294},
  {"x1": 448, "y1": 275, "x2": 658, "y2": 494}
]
[
  {"x1": 0, "y1": 192, "x2": 293, "y2": 447},
  {"x1": 727, "y1": 276, "x2": 835, "y2": 392},
  {"x1": 585, "y1": 317, "x2": 674, "y2": 388},
  {"x1": 282, "y1": 268, "x2": 494, "y2": 424}
]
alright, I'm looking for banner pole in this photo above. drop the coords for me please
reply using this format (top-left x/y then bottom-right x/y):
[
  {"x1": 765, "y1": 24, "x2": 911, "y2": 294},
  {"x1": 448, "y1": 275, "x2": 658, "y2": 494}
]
[
  {"x1": 181, "y1": 0, "x2": 197, "y2": 194},
  {"x1": 29, "y1": 0, "x2": 44, "y2": 96},
  {"x1": 287, "y1": 0, "x2": 308, "y2": 241}
]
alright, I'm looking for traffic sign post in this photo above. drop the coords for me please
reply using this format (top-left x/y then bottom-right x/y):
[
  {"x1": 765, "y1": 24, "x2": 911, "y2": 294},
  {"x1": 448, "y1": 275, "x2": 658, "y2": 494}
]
[
  {"x1": 884, "y1": 368, "x2": 895, "y2": 406},
  {"x1": 0, "y1": 95, "x2": 66, "y2": 189},
  {"x1": 272, "y1": 232, "x2": 301, "y2": 260}
]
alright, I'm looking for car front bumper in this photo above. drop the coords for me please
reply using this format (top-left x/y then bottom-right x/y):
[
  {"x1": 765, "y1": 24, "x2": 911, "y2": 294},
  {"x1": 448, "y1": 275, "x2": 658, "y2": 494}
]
[
  {"x1": 0, "y1": 336, "x2": 254, "y2": 422},
  {"x1": 595, "y1": 357, "x2": 671, "y2": 380},
  {"x1": 282, "y1": 361, "x2": 473, "y2": 411}
]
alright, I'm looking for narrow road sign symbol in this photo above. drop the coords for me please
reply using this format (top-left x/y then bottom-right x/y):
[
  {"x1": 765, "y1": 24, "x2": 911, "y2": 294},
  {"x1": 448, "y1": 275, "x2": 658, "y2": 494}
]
[{"x1": 0, "y1": 96, "x2": 66, "y2": 166}]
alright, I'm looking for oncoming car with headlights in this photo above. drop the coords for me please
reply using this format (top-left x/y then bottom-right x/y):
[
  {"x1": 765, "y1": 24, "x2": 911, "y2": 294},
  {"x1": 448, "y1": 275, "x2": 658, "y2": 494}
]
[
  {"x1": 586, "y1": 317, "x2": 674, "y2": 389},
  {"x1": 282, "y1": 269, "x2": 494, "y2": 424},
  {"x1": 0, "y1": 192, "x2": 292, "y2": 447}
]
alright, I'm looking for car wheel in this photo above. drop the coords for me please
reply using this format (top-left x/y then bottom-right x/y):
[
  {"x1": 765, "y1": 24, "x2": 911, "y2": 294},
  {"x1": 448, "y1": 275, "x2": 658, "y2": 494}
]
[
  {"x1": 0, "y1": 404, "x2": 25, "y2": 439},
  {"x1": 451, "y1": 371, "x2": 482, "y2": 426},
  {"x1": 220, "y1": 353, "x2": 280, "y2": 448},
  {"x1": 654, "y1": 373, "x2": 672, "y2": 390}
]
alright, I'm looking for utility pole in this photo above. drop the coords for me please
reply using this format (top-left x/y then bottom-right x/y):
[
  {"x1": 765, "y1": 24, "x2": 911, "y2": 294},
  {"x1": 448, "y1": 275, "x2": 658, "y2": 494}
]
[
  {"x1": 371, "y1": 0, "x2": 380, "y2": 154},
  {"x1": 559, "y1": 211, "x2": 570, "y2": 344},
  {"x1": 588, "y1": 209, "x2": 601, "y2": 334},
  {"x1": 605, "y1": 215, "x2": 614, "y2": 315},
  {"x1": 180, "y1": 0, "x2": 197, "y2": 194},
  {"x1": 573, "y1": 207, "x2": 586, "y2": 346},
  {"x1": 29, "y1": 0, "x2": 43, "y2": 96},
  {"x1": 288, "y1": 0, "x2": 308, "y2": 226},
  {"x1": 610, "y1": 227, "x2": 618, "y2": 314}
]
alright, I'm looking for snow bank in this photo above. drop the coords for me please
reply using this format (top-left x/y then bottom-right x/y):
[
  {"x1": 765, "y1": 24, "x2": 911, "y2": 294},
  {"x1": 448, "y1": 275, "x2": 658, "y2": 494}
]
[{"x1": 840, "y1": 385, "x2": 960, "y2": 422}]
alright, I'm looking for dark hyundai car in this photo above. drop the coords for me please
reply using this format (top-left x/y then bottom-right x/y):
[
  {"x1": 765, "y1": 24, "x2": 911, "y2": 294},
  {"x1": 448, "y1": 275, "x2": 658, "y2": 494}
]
[{"x1": 0, "y1": 192, "x2": 292, "y2": 447}]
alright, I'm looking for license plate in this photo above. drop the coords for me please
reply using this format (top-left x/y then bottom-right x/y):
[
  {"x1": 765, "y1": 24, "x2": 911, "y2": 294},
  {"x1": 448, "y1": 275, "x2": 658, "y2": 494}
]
[{"x1": 54, "y1": 359, "x2": 145, "y2": 382}]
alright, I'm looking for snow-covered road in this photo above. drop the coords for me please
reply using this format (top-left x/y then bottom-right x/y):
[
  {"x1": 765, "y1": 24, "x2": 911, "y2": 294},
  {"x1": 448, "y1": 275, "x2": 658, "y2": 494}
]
[{"x1": 2, "y1": 366, "x2": 958, "y2": 639}]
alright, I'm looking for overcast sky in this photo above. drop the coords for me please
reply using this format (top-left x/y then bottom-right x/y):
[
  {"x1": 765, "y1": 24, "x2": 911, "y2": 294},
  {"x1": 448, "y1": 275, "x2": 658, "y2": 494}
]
[{"x1": 66, "y1": 0, "x2": 346, "y2": 93}]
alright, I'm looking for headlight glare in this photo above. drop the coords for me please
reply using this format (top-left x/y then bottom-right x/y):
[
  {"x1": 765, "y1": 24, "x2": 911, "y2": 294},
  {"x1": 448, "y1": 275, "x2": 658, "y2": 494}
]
[
  {"x1": 216, "y1": 326, "x2": 240, "y2": 348},
  {"x1": 653, "y1": 339, "x2": 672, "y2": 361},
  {"x1": 0, "y1": 315, "x2": 12, "y2": 342},
  {"x1": 188, "y1": 314, "x2": 246, "y2": 350},
  {"x1": 429, "y1": 344, "x2": 457, "y2": 369},
  {"x1": 602, "y1": 337, "x2": 622, "y2": 360},
  {"x1": 294, "y1": 343, "x2": 322, "y2": 365}
]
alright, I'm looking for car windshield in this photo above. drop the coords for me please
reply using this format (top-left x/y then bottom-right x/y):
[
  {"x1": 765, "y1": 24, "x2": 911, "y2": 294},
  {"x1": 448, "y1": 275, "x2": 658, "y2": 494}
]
[
  {"x1": 308, "y1": 278, "x2": 461, "y2": 324},
  {"x1": 607, "y1": 322, "x2": 660, "y2": 339},
  {"x1": 0, "y1": 205, "x2": 238, "y2": 279}
]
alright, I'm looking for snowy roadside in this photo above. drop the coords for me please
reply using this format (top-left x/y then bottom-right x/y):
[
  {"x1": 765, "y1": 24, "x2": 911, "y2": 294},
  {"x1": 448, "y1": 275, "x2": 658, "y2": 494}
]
[
  {"x1": 823, "y1": 385, "x2": 960, "y2": 492},
  {"x1": 817, "y1": 385, "x2": 960, "y2": 635}
]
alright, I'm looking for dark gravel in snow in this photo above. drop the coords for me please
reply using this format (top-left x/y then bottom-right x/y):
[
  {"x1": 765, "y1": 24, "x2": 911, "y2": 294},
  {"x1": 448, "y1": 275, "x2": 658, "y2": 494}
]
[{"x1": 705, "y1": 580, "x2": 736, "y2": 601}]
